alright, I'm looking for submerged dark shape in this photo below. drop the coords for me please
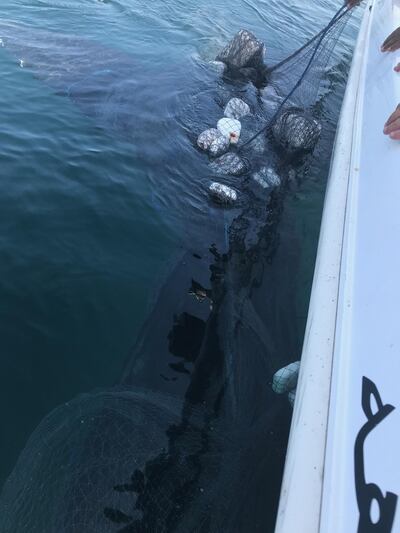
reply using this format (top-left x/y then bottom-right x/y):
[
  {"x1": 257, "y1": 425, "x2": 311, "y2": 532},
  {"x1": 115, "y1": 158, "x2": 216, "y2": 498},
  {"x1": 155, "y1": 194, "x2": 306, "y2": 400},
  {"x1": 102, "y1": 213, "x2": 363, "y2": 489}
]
[
  {"x1": 216, "y1": 30, "x2": 267, "y2": 84},
  {"x1": 0, "y1": 21, "x2": 170, "y2": 142}
]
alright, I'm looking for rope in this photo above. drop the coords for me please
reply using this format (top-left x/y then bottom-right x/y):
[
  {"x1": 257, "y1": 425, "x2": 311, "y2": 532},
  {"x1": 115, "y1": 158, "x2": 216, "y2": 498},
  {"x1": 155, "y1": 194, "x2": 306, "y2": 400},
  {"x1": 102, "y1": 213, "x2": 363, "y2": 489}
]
[
  {"x1": 239, "y1": 5, "x2": 352, "y2": 150},
  {"x1": 268, "y1": 5, "x2": 350, "y2": 73}
]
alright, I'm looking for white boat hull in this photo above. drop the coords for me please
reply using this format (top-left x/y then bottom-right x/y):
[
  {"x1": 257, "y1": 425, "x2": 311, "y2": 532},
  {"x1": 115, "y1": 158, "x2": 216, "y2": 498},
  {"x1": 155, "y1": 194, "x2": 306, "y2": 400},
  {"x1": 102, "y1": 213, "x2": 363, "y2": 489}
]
[{"x1": 275, "y1": 0, "x2": 400, "y2": 531}]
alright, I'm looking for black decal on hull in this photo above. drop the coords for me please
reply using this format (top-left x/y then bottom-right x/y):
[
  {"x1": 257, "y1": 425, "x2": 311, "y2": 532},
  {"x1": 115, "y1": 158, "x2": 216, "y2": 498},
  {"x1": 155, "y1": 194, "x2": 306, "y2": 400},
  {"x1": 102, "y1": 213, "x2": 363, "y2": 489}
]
[{"x1": 354, "y1": 377, "x2": 397, "y2": 532}]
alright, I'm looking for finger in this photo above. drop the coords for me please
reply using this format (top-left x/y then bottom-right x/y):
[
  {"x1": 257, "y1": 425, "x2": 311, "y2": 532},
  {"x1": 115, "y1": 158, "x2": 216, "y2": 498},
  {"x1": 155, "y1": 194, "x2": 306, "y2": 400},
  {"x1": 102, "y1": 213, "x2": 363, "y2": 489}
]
[
  {"x1": 384, "y1": 114, "x2": 400, "y2": 132},
  {"x1": 384, "y1": 116, "x2": 400, "y2": 134},
  {"x1": 384, "y1": 105, "x2": 400, "y2": 128},
  {"x1": 382, "y1": 40, "x2": 394, "y2": 51},
  {"x1": 394, "y1": 63, "x2": 400, "y2": 72},
  {"x1": 383, "y1": 29, "x2": 400, "y2": 51},
  {"x1": 383, "y1": 111, "x2": 400, "y2": 128},
  {"x1": 382, "y1": 37, "x2": 394, "y2": 50},
  {"x1": 389, "y1": 129, "x2": 400, "y2": 140},
  {"x1": 384, "y1": 111, "x2": 400, "y2": 131},
  {"x1": 382, "y1": 36, "x2": 397, "y2": 51}
]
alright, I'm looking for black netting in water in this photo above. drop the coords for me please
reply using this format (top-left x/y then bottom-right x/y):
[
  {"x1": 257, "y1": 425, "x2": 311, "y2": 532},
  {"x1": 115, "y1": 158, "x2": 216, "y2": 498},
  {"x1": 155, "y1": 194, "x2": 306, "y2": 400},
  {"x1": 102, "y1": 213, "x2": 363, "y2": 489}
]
[
  {"x1": 0, "y1": 389, "x2": 230, "y2": 533},
  {"x1": 0, "y1": 386, "x2": 283, "y2": 533},
  {"x1": 216, "y1": 29, "x2": 267, "y2": 85},
  {"x1": 272, "y1": 108, "x2": 322, "y2": 155},
  {"x1": 232, "y1": 5, "x2": 351, "y2": 158},
  {"x1": 0, "y1": 390, "x2": 184, "y2": 533},
  {"x1": 244, "y1": 5, "x2": 351, "y2": 154}
]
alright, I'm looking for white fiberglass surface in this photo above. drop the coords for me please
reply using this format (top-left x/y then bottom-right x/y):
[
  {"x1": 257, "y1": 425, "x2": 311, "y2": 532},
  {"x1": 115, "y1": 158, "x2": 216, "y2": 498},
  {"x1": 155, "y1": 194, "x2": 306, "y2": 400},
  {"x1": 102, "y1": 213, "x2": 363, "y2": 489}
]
[{"x1": 321, "y1": 0, "x2": 400, "y2": 531}]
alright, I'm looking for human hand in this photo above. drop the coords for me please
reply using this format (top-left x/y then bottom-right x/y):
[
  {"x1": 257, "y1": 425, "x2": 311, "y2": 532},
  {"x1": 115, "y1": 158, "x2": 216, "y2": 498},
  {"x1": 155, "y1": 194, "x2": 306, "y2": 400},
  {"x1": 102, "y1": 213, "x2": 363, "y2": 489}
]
[
  {"x1": 394, "y1": 63, "x2": 400, "y2": 72},
  {"x1": 383, "y1": 104, "x2": 400, "y2": 140},
  {"x1": 381, "y1": 27, "x2": 400, "y2": 52},
  {"x1": 346, "y1": 0, "x2": 361, "y2": 8}
]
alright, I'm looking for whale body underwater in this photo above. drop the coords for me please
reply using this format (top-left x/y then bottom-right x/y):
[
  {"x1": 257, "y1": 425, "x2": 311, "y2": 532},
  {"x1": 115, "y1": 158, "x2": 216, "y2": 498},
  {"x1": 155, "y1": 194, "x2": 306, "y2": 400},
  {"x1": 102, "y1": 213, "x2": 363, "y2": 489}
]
[
  {"x1": 0, "y1": 21, "x2": 324, "y2": 533},
  {"x1": 0, "y1": 22, "x2": 320, "y2": 181}
]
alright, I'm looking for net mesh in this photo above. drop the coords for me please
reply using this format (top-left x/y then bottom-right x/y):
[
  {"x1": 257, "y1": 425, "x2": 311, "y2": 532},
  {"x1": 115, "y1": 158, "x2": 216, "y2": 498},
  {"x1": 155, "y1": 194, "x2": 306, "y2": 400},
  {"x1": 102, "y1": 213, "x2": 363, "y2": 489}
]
[
  {"x1": 237, "y1": 5, "x2": 352, "y2": 155},
  {"x1": 0, "y1": 386, "x2": 284, "y2": 533},
  {"x1": 194, "y1": 5, "x2": 352, "y2": 192},
  {"x1": 216, "y1": 29, "x2": 267, "y2": 85},
  {"x1": 0, "y1": 390, "x2": 183, "y2": 533}
]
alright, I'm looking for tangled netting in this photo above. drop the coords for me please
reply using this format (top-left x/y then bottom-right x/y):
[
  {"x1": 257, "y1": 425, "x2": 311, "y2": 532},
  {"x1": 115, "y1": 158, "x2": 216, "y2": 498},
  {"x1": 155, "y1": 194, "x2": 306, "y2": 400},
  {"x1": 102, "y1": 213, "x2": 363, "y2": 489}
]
[
  {"x1": 192, "y1": 4, "x2": 353, "y2": 201},
  {"x1": 0, "y1": 387, "x2": 276, "y2": 533},
  {"x1": 272, "y1": 108, "x2": 322, "y2": 154},
  {"x1": 239, "y1": 4, "x2": 352, "y2": 153}
]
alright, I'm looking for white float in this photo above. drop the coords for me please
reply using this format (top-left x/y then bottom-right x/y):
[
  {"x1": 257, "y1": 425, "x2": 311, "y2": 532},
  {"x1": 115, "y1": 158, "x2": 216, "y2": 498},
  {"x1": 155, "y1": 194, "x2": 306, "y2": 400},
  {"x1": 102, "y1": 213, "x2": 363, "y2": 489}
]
[
  {"x1": 208, "y1": 182, "x2": 238, "y2": 204},
  {"x1": 197, "y1": 128, "x2": 220, "y2": 151},
  {"x1": 224, "y1": 98, "x2": 250, "y2": 120},
  {"x1": 253, "y1": 166, "x2": 281, "y2": 188},
  {"x1": 287, "y1": 389, "x2": 296, "y2": 408},
  {"x1": 272, "y1": 362, "x2": 300, "y2": 395},
  {"x1": 217, "y1": 117, "x2": 242, "y2": 144},
  {"x1": 209, "y1": 134, "x2": 230, "y2": 157}
]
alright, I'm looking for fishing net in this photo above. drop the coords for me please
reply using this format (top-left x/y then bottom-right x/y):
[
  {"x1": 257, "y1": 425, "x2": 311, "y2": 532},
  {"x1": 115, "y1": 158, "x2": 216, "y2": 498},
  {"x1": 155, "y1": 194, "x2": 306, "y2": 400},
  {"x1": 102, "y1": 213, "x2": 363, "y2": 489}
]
[
  {"x1": 204, "y1": 4, "x2": 352, "y2": 169},
  {"x1": 272, "y1": 108, "x2": 323, "y2": 155},
  {"x1": 0, "y1": 390, "x2": 184, "y2": 533},
  {"x1": 0, "y1": 385, "x2": 285, "y2": 533},
  {"x1": 0, "y1": 4, "x2": 356, "y2": 533},
  {"x1": 194, "y1": 4, "x2": 353, "y2": 199},
  {"x1": 247, "y1": 4, "x2": 351, "y2": 152},
  {"x1": 216, "y1": 29, "x2": 267, "y2": 84}
]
